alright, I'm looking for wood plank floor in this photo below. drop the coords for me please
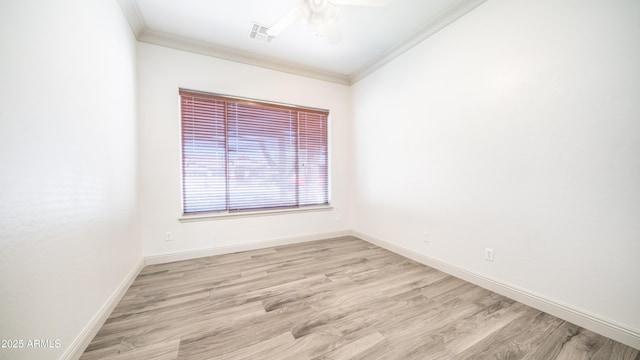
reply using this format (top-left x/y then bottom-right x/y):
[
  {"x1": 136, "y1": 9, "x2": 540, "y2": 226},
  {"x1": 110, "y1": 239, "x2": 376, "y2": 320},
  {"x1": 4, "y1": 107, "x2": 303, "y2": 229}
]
[{"x1": 81, "y1": 236, "x2": 639, "y2": 360}]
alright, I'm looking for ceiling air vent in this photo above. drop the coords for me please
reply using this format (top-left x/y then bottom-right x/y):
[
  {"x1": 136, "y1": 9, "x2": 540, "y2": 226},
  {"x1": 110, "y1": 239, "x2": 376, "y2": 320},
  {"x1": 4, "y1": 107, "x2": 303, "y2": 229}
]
[{"x1": 249, "y1": 22, "x2": 274, "y2": 43}]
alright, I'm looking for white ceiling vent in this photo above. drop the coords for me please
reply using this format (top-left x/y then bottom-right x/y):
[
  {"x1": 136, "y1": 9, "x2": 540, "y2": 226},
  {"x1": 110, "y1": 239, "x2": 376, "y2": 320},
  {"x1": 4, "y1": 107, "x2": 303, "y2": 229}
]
[{"x1": 249, "y1": 22, "x2": 274, "y2": 43}]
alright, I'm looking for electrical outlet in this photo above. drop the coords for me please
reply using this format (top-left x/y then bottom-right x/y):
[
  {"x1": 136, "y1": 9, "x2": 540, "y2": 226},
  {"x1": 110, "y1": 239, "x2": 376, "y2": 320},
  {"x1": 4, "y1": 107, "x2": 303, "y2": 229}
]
[
  {"x1": 485, "y1": 248, "x2": 494, "y2": 262},
  {"x1": 165, "y1": 232, "x2": 173, "y2": 241},
  {"x1": 423, "y1": 232, "x2": 431, "y2": 243}
]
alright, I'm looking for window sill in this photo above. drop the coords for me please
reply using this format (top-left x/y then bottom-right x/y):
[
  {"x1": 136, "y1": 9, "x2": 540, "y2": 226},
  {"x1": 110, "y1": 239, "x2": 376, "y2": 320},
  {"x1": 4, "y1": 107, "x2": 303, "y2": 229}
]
[{"x1": 178, "y1": 205, "x2": 333, "y2": 223}]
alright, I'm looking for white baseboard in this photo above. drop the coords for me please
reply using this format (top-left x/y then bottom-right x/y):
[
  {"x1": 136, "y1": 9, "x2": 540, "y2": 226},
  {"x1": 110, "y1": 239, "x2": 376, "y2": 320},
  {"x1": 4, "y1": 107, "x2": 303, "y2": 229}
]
[
  {"x1": 144, "y1": 230, "x2": 352, "y2": 265},
  {"x1": 60, "y1": 257, "x2": 145, "y2": 360},
  {"x1": 351, "y1": 230, "x2": 640, "y2": 350}
]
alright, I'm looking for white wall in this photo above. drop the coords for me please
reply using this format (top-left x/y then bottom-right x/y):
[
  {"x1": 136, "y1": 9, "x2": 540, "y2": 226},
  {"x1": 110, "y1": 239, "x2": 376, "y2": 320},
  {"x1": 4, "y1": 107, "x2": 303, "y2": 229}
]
[
  {"x1": 137, "y1": 43, "x2": 350, "y2": 259},
  {"x1": 0, "y1": 1, "x2": 141, "y2": 359},
  {"x1": 352, "y1": 0, "x2": 640, "y2": 336}
]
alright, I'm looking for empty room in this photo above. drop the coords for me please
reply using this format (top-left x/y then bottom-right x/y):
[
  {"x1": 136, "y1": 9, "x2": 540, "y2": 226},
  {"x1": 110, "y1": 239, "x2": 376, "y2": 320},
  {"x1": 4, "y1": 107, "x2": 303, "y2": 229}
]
[{"x1": 1, "y1": 0, "x2": 639, "y2": 359}]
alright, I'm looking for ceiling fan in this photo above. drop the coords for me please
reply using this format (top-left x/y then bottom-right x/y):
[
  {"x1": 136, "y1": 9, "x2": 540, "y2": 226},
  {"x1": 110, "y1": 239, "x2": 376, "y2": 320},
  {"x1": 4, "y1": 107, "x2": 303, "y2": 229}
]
[{"x1": 267, "y1": 0, "x2": 390, "y2": 44}]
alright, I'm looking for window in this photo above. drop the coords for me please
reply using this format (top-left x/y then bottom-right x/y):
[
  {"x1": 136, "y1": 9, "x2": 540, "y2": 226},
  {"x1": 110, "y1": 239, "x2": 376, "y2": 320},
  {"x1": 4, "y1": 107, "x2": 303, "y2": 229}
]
[{"x1": 180, "y1": 89, "x2": 329, "y2": 215}]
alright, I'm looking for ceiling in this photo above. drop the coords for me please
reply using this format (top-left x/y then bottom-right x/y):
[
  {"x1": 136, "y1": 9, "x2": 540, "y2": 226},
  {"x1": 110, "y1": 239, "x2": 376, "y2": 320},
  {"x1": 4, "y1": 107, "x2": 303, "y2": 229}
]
[{"x1": 117, "y1": 0, "x2": 486, "y2": 84}]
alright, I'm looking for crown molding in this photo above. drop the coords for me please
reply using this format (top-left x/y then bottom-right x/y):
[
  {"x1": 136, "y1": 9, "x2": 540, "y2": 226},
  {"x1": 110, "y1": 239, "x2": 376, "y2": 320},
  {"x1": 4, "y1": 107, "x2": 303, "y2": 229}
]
[
  {"x1": 139, "y1": 30, "x2": 351, "y2": 85},
  {"x1": 116, "y1": 0, "x2": 146, "y2": 38},
  {"x1": 349, "y1": 0, "x2": 487, "y2": 84},
  {"x1": 116, "y1": 0, "x2": 486, "y2": 86}
]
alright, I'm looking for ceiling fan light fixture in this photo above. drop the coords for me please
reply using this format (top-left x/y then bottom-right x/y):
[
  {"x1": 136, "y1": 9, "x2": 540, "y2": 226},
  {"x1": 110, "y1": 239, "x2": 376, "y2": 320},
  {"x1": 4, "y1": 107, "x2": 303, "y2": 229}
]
[
  {"x1": 308, "y1": 0, "x2": 328, "y2": 13},
  {"x1": 307, "y1": 2, "x2": 339, "y2": 36},
  {"x1": 268, "y1": 0, "x2": 388, "y2": 43}
]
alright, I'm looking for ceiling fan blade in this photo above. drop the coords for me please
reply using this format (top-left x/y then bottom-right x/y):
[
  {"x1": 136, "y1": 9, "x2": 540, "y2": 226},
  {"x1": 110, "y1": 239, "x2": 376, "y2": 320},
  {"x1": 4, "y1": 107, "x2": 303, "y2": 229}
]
[
  {"x1": 329, "y1": 0, "x2": 390, "y2": 7},
  {"x1": 267, "y1": 4, "x2": 305, "y2": 36},
  {"x1": 322, "y1": 14, "x2": 342, "y2": 44}
]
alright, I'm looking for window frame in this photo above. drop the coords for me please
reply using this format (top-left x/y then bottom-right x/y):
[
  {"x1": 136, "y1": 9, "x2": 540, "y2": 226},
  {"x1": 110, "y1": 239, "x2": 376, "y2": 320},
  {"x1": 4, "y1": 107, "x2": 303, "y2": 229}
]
[{"x1": 178, "y1": 89, "x2": 332, "y2": 221}]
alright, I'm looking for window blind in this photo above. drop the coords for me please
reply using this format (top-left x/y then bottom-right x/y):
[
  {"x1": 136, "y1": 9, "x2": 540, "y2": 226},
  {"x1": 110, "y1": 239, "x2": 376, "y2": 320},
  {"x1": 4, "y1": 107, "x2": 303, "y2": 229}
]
[{"x1": 180, "y1": 89, "x2": 329, "y2": 214}]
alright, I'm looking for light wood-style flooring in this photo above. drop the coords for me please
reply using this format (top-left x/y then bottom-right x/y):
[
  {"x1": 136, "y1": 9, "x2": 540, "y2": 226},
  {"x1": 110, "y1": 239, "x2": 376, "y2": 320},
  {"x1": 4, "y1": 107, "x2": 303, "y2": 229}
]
[{"x1": 81, "y1": 236, "x2": 639, "y2": 359}]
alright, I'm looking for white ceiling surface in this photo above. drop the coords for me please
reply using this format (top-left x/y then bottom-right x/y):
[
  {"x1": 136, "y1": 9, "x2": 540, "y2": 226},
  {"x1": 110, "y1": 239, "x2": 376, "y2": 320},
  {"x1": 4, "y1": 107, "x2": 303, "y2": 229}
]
[{"x1": 121, "y1": 0, "x2": 486, "y2": 84}]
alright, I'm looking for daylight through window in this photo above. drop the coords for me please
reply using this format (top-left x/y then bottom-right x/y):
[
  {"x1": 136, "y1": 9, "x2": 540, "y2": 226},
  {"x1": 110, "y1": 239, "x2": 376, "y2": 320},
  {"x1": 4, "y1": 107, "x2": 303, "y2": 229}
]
[{"x1": 180, "y1": 89, "x2": 329, "y2": 215}]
